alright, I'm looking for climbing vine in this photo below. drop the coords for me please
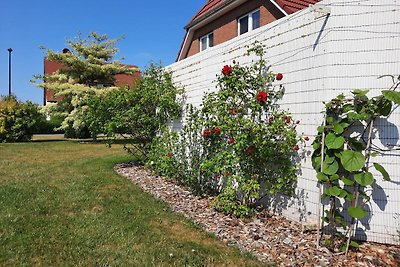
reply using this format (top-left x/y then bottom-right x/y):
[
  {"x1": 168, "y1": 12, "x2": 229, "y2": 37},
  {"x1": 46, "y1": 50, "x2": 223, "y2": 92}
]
[{"x1": 312, "y1": 75, "x2": 400, "y2": 252}]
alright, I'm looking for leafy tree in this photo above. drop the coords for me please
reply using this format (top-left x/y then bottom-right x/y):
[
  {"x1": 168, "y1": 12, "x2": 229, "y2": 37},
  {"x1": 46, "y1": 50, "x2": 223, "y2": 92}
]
[
  {"x1": 34, "y1": 32, "x2": 138, "y2": 138},
  {"x1": 0, "y1": 95, "x2": 42, "y2": 142},
  {"x1": 85, "y1": 64, "x2": 183, "y2": 156}
]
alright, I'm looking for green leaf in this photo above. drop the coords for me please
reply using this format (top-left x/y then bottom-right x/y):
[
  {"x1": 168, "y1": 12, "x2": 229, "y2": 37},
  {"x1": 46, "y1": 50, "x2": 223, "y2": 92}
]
[
  {"x1": 313, "y1": 142, "x2": 321, "y2": 150},
  {"x1": 330, "y1": 174, "x2": 340, "y2": 181},
  {"x1": 341, "y1": 177, "x2": 355, "y2": 186},
  {"x1": 324, "y1": 155, "x2": 335, "y2": 164},
  {"x1": 353, "y1": 89, "x2": 370, "y2": 96},
  {"x1": 322, "y1": 160, "x2": 339, "y2": 175},
  {"x1": 373, "y1": 163, "x2": 390, "y2": 181},
  {"x1": 349, "y1": 240, "x2": 360, "y2": 248},
  {"x1": 342, "y1": 104, "x2": 353, "y2": 113},
  {"x1": 348, "y1": 206, "x2": 368, "y2": 219},
  {"x1": 317, "y1": 172, "x2": 329, "y2": 182},
  {"x1": 333, "y1": 123, "x2": 344, "y2": 134},
  {"x1": 325, "y1": 186, "x2": 341, "y2": 197},
  {"x1": 341, "y1": 150, "x2": 365, "y2": 172},
  {"x1": 325, "y1": 133, "x2": 345, "y2": 150},
  {"x1": 382, "y1": 90, "x2": 400, "y2": 104},
  {"x1": 317, "y1": 126, "x2": 325, "y2": 133},
  {"x1": 354, "y1": 172, "x2": 374, "y2": 186},
  {"x1": 326, "y1": 116, "x2": 334, "y2": 123},
  {"x1": 375, "y1": 97, "x2": 392, "y2": 116},
  {"x1": 348, "y1": 138, "x2": 367, "y2": 151}
]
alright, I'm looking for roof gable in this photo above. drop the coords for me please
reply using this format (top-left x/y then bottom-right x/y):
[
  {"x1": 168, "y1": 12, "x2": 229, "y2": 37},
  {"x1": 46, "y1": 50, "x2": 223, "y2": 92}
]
[{"x1": 187, "y1": 0, "x2": 320, "y2": 28}]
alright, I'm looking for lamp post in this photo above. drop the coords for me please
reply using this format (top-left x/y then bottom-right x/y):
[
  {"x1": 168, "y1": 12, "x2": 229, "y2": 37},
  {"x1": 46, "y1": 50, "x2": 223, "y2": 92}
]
[{"x1": 7, "y1": 48, "x2": 13, "y2": 97}]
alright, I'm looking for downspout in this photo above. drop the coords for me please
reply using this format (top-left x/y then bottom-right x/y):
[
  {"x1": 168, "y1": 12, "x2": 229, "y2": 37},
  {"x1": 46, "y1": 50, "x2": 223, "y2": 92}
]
[{"x1": 270, "y1": 0, "x2": 289, "y2": 16}]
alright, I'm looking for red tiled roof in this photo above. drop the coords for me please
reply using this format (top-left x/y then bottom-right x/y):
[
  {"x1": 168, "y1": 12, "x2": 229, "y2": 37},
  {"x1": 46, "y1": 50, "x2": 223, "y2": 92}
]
[
  {"x1": 187, "y1": 0, "x2": 321, "y2": 27},
  {"x1": 275, "y1": 0, "x2": 321, "y2": 14}
]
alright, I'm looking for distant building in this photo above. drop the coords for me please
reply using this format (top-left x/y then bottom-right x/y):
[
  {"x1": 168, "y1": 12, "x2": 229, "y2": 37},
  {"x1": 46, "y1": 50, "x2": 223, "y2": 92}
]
[
  {"x1": 177, "y1": 0, "x2": 321, "y2": 61},
  {"x1": 43, "y1": 49, "x2": 141, "y2": 105}
]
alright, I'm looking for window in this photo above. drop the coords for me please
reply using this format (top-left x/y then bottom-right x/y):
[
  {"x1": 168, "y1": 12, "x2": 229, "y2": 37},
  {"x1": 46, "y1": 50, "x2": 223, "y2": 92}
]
[
  {"x1": 200, "y1": 32, "x2": 214, "y2": 51},
  {"x1": 238, "y1": 9, "x2": 260, "y2": 35}
]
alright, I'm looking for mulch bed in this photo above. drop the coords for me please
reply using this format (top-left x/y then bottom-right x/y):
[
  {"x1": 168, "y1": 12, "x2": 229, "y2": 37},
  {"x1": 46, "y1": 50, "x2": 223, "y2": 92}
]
[{"x1": 115, "y1": 162, "x2": 400, "y2": 266}]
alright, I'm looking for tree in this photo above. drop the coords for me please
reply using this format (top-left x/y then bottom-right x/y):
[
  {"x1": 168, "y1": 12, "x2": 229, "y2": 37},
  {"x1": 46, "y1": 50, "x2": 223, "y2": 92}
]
[{"x1": 34, "y1": 32, "x2": 138, "y2": 138}]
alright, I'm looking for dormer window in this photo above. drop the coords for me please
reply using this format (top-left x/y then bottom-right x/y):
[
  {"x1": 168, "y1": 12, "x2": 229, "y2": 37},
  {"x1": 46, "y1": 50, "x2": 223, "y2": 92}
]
[
  {"x1": 200, "y1": 32, "x2": 214, "y2": 51},
  {"x1": 238, "y1": 9, "x2": 260, "y2": 35}
]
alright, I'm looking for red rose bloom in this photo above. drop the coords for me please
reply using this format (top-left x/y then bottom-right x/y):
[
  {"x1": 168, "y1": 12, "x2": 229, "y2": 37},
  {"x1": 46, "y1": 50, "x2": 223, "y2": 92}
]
[
  {"x1": 213, "y1": 127, "x2": 221, "y2": 135},
  {"x1": 166, "y1": 153, "x2": 173, "y2": 157},
  {"x1": 229, "y1": 137, "x2": 235, "y2": 144},
  {"x1": 304, "y1": 136, "x2": 310, "y2": 141},
  {"x1": 257, "y1": 91, "x2": 268, "y2": 103},
  {"x1": 225, "y1": 171, "x2": 230, "y2": 177},
  {"x1": 203, "y1": 128, "x2": 211, "y2": 139},
  {"x1": 293, "y1": 145, "x2": 300, "y2": 151},
  {"x1": 222, "y1": 65, "x2": 233, "y2": 76},
  {"x1": 276, "y1": 73, "x2": 283, "y2": 81},
  {"x1": 285, "y1": 116, "x2": 291, "y2": 123},
  {"x1": 268, "y1": 117, "x2": 274, "y2": 123}
]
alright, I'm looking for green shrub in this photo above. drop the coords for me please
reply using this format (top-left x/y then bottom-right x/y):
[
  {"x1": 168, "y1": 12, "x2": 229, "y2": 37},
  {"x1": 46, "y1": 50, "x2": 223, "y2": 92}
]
[
  {"x1": 149, "y1": 44, "x2": 304, "y2": 217},
  {"x1": 0, "y1": 96, "x2": 42, "y2": 142}
]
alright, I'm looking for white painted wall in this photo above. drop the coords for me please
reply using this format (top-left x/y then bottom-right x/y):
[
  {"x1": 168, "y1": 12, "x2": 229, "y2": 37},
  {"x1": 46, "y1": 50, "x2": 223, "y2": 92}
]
[{"x1": 167, "y1": 0, "x2": 400, "y2": 245}]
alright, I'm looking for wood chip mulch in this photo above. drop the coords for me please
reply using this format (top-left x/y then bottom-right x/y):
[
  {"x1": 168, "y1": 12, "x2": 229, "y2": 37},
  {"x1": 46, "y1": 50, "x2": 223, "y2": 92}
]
[{"x1": 115, "y1": 162, "x2": 400, "y2": 267}]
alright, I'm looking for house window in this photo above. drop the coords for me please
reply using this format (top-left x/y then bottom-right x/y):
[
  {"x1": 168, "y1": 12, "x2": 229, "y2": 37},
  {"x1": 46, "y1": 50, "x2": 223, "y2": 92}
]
[
  {"x1": 200, "y1": 32, "x2": 214, "y2": 51},
  {"x1": 238, "y1": 9, "x2": 260, "y2": 35}
]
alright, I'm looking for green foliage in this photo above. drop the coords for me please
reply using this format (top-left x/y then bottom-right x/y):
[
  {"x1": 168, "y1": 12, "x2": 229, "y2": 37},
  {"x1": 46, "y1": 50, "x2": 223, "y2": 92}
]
[
  {"x1": 0, "y1": 96, "x2": 42, "y2": 142},
  {"x1": 312, "y1": 75, "x2": 399, "y2": 251},
  {"x1": 86, "y1": 64, "x2": 183, "y2": 154},
  {"x1": 33, "y1": 32, "x2": 138, "y2": 138},
  {"x1": 149, "y1": 43, "x2": 302, "y2": 217}
]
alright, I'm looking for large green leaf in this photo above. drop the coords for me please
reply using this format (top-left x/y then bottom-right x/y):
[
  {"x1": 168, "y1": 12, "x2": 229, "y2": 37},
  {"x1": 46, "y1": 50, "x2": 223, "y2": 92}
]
[
  {"x1": 382, "y1": 90, "x2": 400, "y2": 104},
  {"x1": 342, "y1": 177, "x2": 355, "y2": 186},
  {"x1": 333, "y1": 123, "x2": 344, "y2": 134},
  {"x1": 341, "y1": 150, "x2": 365, "y2": 172},
  {"x1": 354, "y1": 172, "x2": 374, "y2": 186},
  {"x1": 317, "y1": 172, "x2": 329, "y2": 182},
  {"x1": 322, "y1": 159, "x2": 339, "y2": 175},
  {"x1": 373, "y1": 163, "x2": 390, "y2": 181},
  {"x1": 325, "y1": 186, "x2": 342, "y2": 197},
  {"x1": 353, "y1": 89, "x2": 370, "y2": 96},
  {"x1": 325, "y1": 133, "x2": 345, "y2": 149},
  {"x1": 348, "y1": 206, "x2": 368, "y2": 219}
]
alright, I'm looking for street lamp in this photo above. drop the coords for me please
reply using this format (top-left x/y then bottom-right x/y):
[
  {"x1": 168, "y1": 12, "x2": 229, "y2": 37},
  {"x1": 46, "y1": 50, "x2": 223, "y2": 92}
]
[{"x1": 7, "y1": 48, "x2": 13, "y2": 97}]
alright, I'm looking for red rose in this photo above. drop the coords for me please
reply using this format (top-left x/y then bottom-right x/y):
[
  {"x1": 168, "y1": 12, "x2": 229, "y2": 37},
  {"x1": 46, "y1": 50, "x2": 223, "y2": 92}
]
[
  {"x1": 222, "y1": 65, "x2": 232, "y2": 76},
  {"x1": 225, "y1": 171, "x2": 230, "y2": 177},
  {"x1": 257, "y1": 91, "x2": 268, "y2": 103},
  {"x1": 268, "y1": 117, "x2": 274, "y2": 123},
  {"x1": 203, "y1": 128, "x2": 211, "y2": 139},
  {"x1": 229, "y1": 137, "x2": 235, "y2": 144},
  {"x1": 213, "y1": 127, "x2": 221, "y2": 135},
  {"x1": 285, "y1": 116, "x2": 291, "y2": 123},
  {"x1": 276, "y1": 73, "x2": 283, "y2": 81},
  {"x1": 293, "y1": 145, "x2": 300, "y2": 151},
  {"x1": 304, "y1": 136, "x2": 310, "y2": 141},
  {"x1": 165, "y1": 153, "x2": 173, "y2": 157}
]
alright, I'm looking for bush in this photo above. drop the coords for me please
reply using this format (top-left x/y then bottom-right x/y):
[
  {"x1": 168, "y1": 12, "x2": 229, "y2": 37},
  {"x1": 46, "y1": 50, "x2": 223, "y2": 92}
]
[
  {"x1": 0, "y1": 96, "x2": 42, "y2": 142},
  {"x1": 85, "y1": 63, "x2": 184, "y2": 152},
  {"x1": 148, "y1": 44, "x2": 304, "y2": 217}
]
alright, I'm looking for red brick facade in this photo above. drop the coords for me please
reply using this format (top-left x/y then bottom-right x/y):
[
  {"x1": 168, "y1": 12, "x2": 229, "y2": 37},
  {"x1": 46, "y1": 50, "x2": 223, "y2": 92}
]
[
  {"x1": 178, "y1": 0, "x2": 320, "y2": 61},
  {"x1": 43, "y1": 58, "x2": 140, "y2": 105}
]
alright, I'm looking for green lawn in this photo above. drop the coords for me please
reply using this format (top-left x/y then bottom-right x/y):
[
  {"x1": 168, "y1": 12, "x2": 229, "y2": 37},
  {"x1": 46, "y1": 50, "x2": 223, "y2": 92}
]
[{"x1": 0, "y1": 140, "x2": 263, "y2": 266}]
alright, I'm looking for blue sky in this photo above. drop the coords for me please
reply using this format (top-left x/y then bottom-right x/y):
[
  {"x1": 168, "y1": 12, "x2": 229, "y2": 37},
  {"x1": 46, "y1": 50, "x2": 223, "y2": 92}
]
[{"x1": 0, "y1": 0, "x2": 205, "y2": 104}]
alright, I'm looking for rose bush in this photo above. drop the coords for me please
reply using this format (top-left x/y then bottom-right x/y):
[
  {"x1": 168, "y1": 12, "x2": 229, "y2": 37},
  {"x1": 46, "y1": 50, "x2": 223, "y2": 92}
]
[{"x1": 148, "y1": 44, "x2": 303, "y2": 217}]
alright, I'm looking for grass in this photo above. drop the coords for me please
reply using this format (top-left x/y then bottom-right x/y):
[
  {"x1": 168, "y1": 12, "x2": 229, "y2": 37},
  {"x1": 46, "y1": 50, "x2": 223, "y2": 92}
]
[{"x1": 0, "y1": 140, "x2": 265, "y2": 266}]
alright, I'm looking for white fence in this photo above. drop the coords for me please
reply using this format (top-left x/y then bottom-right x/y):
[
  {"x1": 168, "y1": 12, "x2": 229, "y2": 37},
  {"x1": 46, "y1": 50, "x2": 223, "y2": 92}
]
[{"x1": 167, "y1": 0, "x2": 400, "y2": 245}]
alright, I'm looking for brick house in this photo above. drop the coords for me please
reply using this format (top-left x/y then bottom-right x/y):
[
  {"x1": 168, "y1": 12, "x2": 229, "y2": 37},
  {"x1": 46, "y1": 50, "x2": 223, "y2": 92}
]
[
  {"x1": 177, "y1": 0, "x2": 321, "y2": 61},
  {"x1": 43, "y1": 49, "x2": 141, "y2": 105}
]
